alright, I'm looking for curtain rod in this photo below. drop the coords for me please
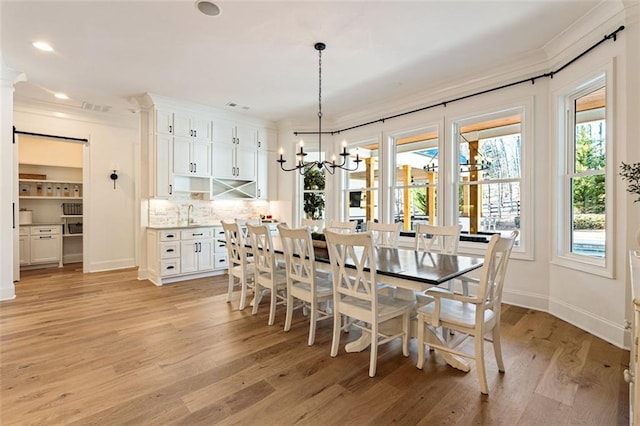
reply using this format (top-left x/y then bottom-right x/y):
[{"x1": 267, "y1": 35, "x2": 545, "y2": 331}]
[
  {"x1": 14, "y1": 129, "x2": 89, "y2": 143},
  {"x1": 294, "y1": 25, "x2": 625, "y2": 137}
]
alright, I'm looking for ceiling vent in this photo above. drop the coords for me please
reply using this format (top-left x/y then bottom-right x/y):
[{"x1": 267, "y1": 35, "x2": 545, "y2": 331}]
[{"x1": 81, "y1": 101, "x2": 112, "y2": 113}]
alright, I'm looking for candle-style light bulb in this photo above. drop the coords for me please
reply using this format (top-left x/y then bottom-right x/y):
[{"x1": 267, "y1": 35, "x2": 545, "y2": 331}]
[
  {"x1": 342, "y1": 140, "x2": 347, "y2": 154},
  {"x1": 279, "y1": 147, "x2": 284, "y2": 161}
]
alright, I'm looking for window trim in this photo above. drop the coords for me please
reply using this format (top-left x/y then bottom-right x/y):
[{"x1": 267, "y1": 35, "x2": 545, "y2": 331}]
[
  {"x1": 449, "y1": 99, "x2": 533, "y2": 260},
  {"x1": 552, "y1": 66, "x2": 614, "y2": 278}
]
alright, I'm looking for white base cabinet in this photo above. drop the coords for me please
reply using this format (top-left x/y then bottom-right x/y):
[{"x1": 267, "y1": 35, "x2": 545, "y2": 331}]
[
  {"x1": 20, "y1": 225, "x2": 61, "y2": 267},
  {"x1": 146, "y1": 226, "x2": 226, "y2": 286}
]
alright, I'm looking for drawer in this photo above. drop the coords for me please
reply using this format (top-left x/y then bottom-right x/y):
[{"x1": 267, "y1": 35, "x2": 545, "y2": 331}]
[
  {"x1": 160, "y1": 242, "x2": 180, "y2": 259},
  {"x1": 213, "y1": 227, "x2": 225, "y2": 239},
  {"x1": 181, "y1": 228, "x2": 214, "y2": 240},
  {"x1": 214, "y1": 239, "x2": 227, "y2": 253},
  {"x1": 214, "y1": 254, "x2": 229, "y2": 270},
  {"x1": 160, "y1": 259, "x2": 180, "y2": 276},
  {"x1": 30, "y1": 225, "x2": 61, "y2": 235},
  {"x1": 160, "y1": 230, "x2": 180, "y2": 242}
]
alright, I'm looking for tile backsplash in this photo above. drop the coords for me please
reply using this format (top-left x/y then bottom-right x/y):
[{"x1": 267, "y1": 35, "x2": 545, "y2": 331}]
[{"x1": 147, "y1": 197, "x2": 271, "y2": 227}]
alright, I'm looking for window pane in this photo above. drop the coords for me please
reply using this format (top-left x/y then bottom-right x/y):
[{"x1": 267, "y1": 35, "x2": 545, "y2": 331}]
[
  {"x1": 574, "y1": 87, "x2": 606, "y2": 173},
  {"x1": 571, "y1": 175, "x2": 605, "y2": 258},
  {"x1": 304, "y1": 191, "x2": 325, "y2": 220},
  {"x1": 393, "y1": 129, "x2": 439, "y2": 232},
  {"x1": 394, "y1": 186, "x2": 437, "y2": 231},
  {"x1": 346, "y1": 142, "x2": 379, "y2": 226},
  {"x1": 459, "y1": 182, "x2": 520, "y2": 235},
  {"x1": 302, "y1": 153, "x2": 326, "y2": 220}
]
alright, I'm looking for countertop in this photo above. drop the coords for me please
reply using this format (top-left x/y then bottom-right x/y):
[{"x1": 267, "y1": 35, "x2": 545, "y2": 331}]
[
  {"x1": 20, "y1": 223, "x2": 62, "y2": 227},
  {"x1": 147, "y1": 221, "x2": 280, "y2": 230}
]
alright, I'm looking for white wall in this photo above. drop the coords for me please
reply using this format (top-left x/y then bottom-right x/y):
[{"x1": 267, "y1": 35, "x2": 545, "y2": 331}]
[{"x1": 13, "y1": 105, "x2": 139, "y2": 273}]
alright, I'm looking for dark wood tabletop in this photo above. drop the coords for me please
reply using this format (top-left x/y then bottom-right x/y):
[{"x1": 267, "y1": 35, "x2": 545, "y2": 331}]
[{"x1": 264, "y1": 237, "x2": 484, "y2": 287}]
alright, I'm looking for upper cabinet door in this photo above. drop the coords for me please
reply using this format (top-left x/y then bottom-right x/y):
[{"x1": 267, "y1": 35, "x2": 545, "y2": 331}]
[
  {"x1": 173, "y1": 112, "x2": 211, "y2": 140},
  {"x1": 191, "y1": 116, "x2": 211, "y2": 141},
  {"x1": 156, "y1": 109, "x2": 174, "y2": 135},
  {"x1": 211, "y1": 117, "x2": 234, "y2": 144},
  {"x1": 173, "y1": 137, "x2": 192, "y2": 175},
  {"x1": 192, "y1": 140, "x2": 212, "y2": 177},
  {"x1": 173, "y1": 112, "x2": 192, "y2": 139},
  {"x1": 235, "y1": 125, "x2": 256, "y2": 148}
]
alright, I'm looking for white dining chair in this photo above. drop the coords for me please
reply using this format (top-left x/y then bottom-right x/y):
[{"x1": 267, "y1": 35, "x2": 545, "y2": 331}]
[
  {"x1": 325, "y1": 230, "x2": 413, "y2": 377},
  {"x1": 414, "y1": 223, "x2": 465, "y2": 294},
  {"x1": 246, "y1": 223, "x2": 287, "y2": 325},
  {"x1": 416, "y1": 230, "x2": 518, "y2": 394},
  {"x1": 301, "y1": 218, "x2": 325, "y2": 233},
  {"x1": 221, "y1": 220, "x2": 255, "y2": 311},
  {"x1": 235, "y1": 217, "x2": 262, "y2": 239},
  {"x1": 366, "y1": 221, "x2": 401, "y2": 248},
  {"x1": 278, "y1": 224, "x2": 333, "y2": 345},
  {"x1": 327, "y1": 220, "x2": 357, "y2": 234}
]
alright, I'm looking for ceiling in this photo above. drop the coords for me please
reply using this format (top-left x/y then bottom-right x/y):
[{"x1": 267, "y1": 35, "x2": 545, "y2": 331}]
[{"x1": 2, "y1": 1, "x2": 602, "y2": 123}]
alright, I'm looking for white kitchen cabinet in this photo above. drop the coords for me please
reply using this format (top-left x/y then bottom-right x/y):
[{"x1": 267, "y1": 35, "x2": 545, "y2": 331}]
[
  {"x1": 211, "y1": 118, "x2": 257, "y2": 181},
  {"x1": 173, "y1": 138, "x2": 212, "y2": 177},
  {"x1": 211, "y1": 118, "x2": 258, "y2": 198},
  {"x1": 256, "y1": 128, "x2": 277, "y2": 200},
  {"x1": 173, "y1": 111, "x2": 211, "y2": 140},
  {"x1": 627, "y1": 250, "x2": 640, "y2": 425},
  {"x1": 154, "y1": 134, "x2": 174, "y2": 197},
  {"x1": 213, "y1": 227, "x2": 229, "y2": 270},
  {"x1": 19, "y1": 227, "x2": 29, "y2": 265},
  {"x1": 28, "y1": 225, "x2": 61, "y2": 265},
  {"x1": 155, "y1": 109, "x2": 175, "y2": 135},
  {"x1": 146, "y1": 227, "x2": 224, "y2": 286}
]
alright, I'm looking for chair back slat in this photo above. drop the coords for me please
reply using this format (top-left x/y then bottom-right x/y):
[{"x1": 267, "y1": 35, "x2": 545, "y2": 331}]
[
  {"x1": 328, "y1": 220, "x2": 357, "y2": 234},
  {"x1": 221, "y1": 220, "x2": 245, "y2": 266},
  {"x1": 477, "y1": 231, "x2": 518, "y2": 310},
  {"x1": 414, "y1": 224, "x2": 462, "y2": 254},
  {"x1": 278, "y1": 225, "x2": 316, "y2": 285},
  {"x1": 366, "y1": 221, "x2": 401, "y2": 248},
  {"x1": 325, "y1": 230, "x2": 377, "y2": 304},
  {"x1": 301, "y1": 219, "x2": 324, "y2": 233},
  {"x1": 246, "y1": 224, "x2": 277, "y2": 283}
]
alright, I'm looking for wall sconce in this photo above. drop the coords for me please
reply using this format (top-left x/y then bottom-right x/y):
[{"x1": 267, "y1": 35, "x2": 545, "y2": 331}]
[{"x1": 110, "y1": 170, "x2": 118, "y2": 189}]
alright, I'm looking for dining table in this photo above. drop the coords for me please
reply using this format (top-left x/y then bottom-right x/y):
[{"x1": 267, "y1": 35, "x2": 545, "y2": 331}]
[{"x1": 236, "y1": 234, "x2": 484, "y2": 371}]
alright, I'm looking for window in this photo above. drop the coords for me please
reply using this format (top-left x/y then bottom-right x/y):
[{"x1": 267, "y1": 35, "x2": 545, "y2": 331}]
[
  {"x1": 454, "y1": 108, "x2": 524, "y2": 247},
  {"x1": 344, "y1": 140, "x2": 379, "y2": 230},
  {"x1": 391, "y1": 126, "x2": 440, "y2": 232},
  {"x1": 302, "y1": 152, "x2": 326, "y2": 220},
  {"x1": 555, "y1": 72, "x2": 611, "y2": 276}
]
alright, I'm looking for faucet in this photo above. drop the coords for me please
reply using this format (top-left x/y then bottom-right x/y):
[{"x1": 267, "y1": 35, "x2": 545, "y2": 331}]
[{"x1": 187, "y1": 204, "x2": 194, "y2": 224}]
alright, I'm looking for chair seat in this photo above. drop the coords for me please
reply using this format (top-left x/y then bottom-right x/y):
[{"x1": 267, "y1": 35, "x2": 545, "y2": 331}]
[
  {"x1": 230, "y1": 264, "x2": 254, "y2": 278},
  {"x1": 417, "y1": 298, "x2": 495, "y2": 329},
  {"x1": 290, "y1": 276, "x2": 333, "y2": 299},
  {"x1": 341, "y1": 294, "x2": 413, "y2": 322}
]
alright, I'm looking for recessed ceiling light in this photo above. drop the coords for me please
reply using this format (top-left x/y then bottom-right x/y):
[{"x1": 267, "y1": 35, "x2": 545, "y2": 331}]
[
  {"x1": 195, "y1": 0, "x2": 221, "y2": 16},
  {"x1": 33, "y1": 41, "x2": 54, "y2": 52},
  {"x1": 54, "y1": 93, "x2": 69, "y2": 100}
]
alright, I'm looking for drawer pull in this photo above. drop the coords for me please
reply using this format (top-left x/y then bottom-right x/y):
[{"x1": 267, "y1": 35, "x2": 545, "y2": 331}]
[
  {"x1": 167, "y1": 234, "x2": 175, "y2": 238},
  {"x1": 39, "y1": 236, "x2": 52, "y2": 239},
  {"x1": 166, "y1": 249, "x2": 174, "y2": 253},
  {"x1": 166, "y1": 265, "x2": 175, "y2": 270},
  {"x1": 193, "y1": 233, "x2": 203, "y2": 236},
  {"x1": 38, "y1": 229, "x2": 52, "y2": 233}
]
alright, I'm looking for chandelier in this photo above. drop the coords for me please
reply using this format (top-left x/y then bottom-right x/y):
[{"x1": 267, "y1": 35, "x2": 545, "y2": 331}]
[
  {"x1": 277, "y1": 42, "x2": 362, "y2": 175},
  {"x1": 423, "y1": 134, "x2": 492, "y2": 173}
]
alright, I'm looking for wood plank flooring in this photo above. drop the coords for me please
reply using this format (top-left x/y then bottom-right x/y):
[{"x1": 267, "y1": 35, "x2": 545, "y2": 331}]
[{"x1": 0, "y1": 265, "x2": 630, "y2": 425}]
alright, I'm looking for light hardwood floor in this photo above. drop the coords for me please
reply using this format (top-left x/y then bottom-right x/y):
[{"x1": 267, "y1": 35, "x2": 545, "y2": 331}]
[{"x1": 1, "y1": 265, "x2": 629, "y2": 425}]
